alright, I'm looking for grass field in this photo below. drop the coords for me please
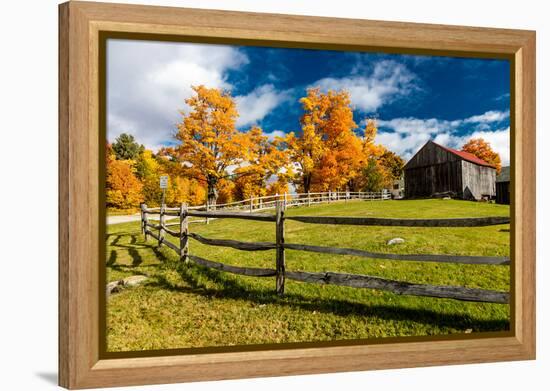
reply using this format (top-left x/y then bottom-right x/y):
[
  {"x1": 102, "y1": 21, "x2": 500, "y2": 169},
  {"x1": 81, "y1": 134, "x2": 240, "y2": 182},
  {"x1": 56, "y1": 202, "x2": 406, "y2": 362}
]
[{"x1": 106, "y1": 199, "x2": 510, "y2": 352}]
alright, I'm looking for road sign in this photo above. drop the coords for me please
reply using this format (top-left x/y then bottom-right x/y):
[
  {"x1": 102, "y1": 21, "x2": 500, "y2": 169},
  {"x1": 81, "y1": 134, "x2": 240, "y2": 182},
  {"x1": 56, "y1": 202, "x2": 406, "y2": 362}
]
[{"x1": 160, "y1": 175, "x2": 169, "y2": 189}]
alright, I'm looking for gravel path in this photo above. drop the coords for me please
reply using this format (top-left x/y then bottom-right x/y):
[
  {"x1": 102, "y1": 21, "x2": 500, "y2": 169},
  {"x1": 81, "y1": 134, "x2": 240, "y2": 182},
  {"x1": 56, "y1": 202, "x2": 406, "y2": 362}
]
[
  {"x1": 107, "y1": 213, "x2": 180, "y2": 225},
  {"x1": 107, "y1": 213, "x2": 142, "y2": 225}
]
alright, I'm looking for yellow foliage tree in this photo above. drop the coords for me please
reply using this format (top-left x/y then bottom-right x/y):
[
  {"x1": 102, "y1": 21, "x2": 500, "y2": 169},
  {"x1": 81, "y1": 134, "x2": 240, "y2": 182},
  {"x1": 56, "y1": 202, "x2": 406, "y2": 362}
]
[
  {"x1": 135, "y1": 149, "x2": 164, "y2": 206},
  {"x1": 216, "y1": 178, "x2": 235, "y2": 205},
  {"x1": 234, "y1": 126, "x2": 291, "y2": 199},
  {"x1": 285, "y1": 88, "x2": 332, "y2": 192},
  {"x1": 106, "y1": 153, "x2": 143, "y2": 209}
]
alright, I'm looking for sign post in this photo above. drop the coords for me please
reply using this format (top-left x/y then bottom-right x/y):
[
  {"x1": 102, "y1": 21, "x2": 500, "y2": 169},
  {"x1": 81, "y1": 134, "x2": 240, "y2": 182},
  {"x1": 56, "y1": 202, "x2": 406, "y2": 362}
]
[{"x1": 159, "y1": 175, "x2": 168, "y2": 206}]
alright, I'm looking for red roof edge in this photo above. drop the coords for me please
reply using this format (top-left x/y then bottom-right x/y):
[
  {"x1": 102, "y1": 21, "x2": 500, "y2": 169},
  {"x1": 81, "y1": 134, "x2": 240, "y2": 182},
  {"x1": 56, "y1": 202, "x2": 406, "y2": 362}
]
[{"x1": 430, "y1": 141, "x2": 497, "y2": 168}]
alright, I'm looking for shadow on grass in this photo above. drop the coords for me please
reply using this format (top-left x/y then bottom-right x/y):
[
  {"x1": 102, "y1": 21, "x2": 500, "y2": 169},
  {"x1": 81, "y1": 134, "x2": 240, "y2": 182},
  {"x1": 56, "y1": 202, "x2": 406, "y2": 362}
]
[
  {"x1": 106, "y1": 232, "x2": 173, "y2": 272},
  {"x1": 147, "y1": 262, "x2": 508, "y2": 332},
  {"x1": 107, "y1": 232, "x2": 509, "y2": 332}
]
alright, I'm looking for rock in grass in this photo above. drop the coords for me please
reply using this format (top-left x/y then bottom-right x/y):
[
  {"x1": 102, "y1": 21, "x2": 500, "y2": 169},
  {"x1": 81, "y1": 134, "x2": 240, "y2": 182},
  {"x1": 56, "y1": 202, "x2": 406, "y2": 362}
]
[
  {"x1": 106, "y1": 275, "x2": 148, "y2": 296},
  {"x1": 123, "y1": 275, "x2": 148, "y2": 287},
  {"x1": 106, "y1": 280, "x2": 123, "y2": 296},
  {"x1": 387, "y1": 237, "x2": 405, "y2": 245}
]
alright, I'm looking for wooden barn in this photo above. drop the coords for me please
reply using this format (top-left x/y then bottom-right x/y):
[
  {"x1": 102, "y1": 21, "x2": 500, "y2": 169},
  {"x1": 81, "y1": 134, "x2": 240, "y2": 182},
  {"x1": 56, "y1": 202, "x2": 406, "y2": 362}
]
[
  {"x1": 496, "y1": 166, "x2": 510, "y2": 204},
  {"x1": 404, "y1": 140, "x2": 497, "y2": 200}
]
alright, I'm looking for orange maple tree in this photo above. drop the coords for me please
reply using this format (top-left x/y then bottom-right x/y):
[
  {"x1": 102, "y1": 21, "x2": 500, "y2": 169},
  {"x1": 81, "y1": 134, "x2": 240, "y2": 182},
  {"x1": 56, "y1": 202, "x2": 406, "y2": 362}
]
[
  {"x1": 286, "y1": 88, "x2": 361, "y2": 193},
  {"x1": 461, "y1": 138, "x2": 502, "y2": 174},
  {"x1": 234, "y1": 126, "x2": 291, "y2": 199},
  {"x1": 175, "y1": 85, "x2": 249, "y2": 205},
  {"x1": 285, "y1": 89, "x2": 398, "y2": 193},
  {"x1": 106, "y1": 151, "x2": 144, "y2": 209}
]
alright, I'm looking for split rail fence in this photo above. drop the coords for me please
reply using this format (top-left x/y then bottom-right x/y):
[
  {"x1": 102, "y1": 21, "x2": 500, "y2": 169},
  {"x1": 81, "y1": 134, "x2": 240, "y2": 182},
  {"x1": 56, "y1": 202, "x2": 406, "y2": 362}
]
[{"x1": 140, "y1": 201, "x2": 510, "y2": 304}]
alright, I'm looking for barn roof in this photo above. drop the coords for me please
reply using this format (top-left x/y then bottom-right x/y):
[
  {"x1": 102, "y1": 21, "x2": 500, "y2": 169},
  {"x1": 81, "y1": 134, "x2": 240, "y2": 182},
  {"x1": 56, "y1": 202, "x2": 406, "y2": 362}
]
[{"x1": 431, "y1": 141, "x2": 497, "y2": 168}]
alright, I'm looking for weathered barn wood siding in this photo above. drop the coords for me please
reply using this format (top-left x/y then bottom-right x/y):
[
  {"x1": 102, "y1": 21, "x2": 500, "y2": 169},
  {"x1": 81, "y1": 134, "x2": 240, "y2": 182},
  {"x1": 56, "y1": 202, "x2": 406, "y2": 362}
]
[
  {"x1": 404, "y1": 141, "x2": 463, "y2": 198},
  {"x1": 461, "y1": 160, "x2": 496, "y2": 200}
]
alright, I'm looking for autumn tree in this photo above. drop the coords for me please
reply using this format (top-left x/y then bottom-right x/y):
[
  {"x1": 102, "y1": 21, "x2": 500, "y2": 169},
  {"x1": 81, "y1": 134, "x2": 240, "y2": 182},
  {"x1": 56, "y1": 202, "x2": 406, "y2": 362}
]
[
  {"x1": 461, "y1": 138, "x2": 502, "y2": 173},
  {"x1": 286, "y1": 88, "x2": 361, "y2": 193},
  {"x1": 379, "y1": 150, "x2": 405, "y2": 181},
  {"x1": 233, "y1": 126, "x2": 291, "y2": 199},
  {"x1": 352, "y1": 119, "x2": 405, "y2": 191},
  {"x1": 112, "y1": 133, "x2": 143, "y2": 160},
  {"x1": 166, "y1": 176, "x2": 207, "y2": 206},
  {"x1": 311, "y1": 93, "x2": 365, "y2": 192},
  {"x1": 284, "y1": 89, "x2": 327, "y2": 193},
  {"x1": 106, "y1": 152, "x2": 143, "y2": 209},
  {"x1": 216, "y1": 178, "x2": 235, "y2": 205},
  {"x1": 135, "y1": 149, "x2": 162, "y2": 205},
  {"x1": 176, "y1": 85, "x2": 249, "y2": 206}
]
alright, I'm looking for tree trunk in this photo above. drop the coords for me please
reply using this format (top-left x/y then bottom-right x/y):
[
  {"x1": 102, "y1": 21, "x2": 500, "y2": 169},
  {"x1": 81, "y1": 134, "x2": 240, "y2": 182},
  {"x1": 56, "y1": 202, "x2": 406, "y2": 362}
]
[
  {"x1": 207, "y1": 175, "x2": 219, "y2": 208},
  {"x1": 302, "y1": 174, "x2": 312, "y2": 194}
]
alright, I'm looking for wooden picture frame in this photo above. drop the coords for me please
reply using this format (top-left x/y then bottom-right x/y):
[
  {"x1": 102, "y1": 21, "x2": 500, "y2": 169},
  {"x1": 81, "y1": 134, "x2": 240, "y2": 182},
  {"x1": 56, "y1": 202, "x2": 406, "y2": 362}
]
[{"x1": 59, "y1": 1, "x2": 536, "y2": 388}]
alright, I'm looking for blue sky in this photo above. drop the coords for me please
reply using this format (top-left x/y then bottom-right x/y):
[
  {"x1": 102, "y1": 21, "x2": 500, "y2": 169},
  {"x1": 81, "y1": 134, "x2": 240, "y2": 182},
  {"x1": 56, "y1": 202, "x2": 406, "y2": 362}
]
[{"x1": 107, "y1": 39, "x2": 510, "y2": 164}]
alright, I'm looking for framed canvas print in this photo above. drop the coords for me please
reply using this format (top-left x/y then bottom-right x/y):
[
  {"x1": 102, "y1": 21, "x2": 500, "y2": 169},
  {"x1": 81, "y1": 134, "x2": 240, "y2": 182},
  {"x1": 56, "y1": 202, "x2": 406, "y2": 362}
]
[{"x1": 58, "y1": 1, "x2": 536, "y2": 389}]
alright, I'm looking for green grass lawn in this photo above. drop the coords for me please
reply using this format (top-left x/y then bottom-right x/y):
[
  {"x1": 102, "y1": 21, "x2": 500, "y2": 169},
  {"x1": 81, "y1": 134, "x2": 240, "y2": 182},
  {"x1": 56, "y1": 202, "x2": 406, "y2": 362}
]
[{"x1": 106, "y1": 199, "x2": 510, "y2": 352}]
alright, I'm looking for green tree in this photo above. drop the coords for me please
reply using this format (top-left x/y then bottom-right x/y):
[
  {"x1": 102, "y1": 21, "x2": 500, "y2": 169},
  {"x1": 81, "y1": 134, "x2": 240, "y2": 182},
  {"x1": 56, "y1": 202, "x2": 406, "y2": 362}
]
[
  {"x1": 379, "y1": 150, "x2": 405, "y2": 180},
  {"x1": 112, "y1": 133, "x2": 144, "y2": 160},
  {"x1": 360, "y1": 159, "x2": 385, "y2": 192}
]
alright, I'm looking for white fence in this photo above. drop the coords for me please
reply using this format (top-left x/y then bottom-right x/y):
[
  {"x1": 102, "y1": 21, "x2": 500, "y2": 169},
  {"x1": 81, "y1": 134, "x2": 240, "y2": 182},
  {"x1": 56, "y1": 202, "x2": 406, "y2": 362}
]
[{"x1": 158, "y1": 190, "x2": 391, "y2": 213}]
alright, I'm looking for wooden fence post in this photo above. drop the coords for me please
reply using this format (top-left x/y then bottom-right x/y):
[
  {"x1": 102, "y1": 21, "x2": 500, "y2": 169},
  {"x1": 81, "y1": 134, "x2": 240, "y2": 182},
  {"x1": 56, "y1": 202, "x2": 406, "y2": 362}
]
[
  {"x1": 250, "y1": 196, "x2": 253, "y2": 212},
  {"x1": 328, "y1": 190, "x2": 331, "y2": 203},
  {"x1": 142, "y1": 203, "x2": 148, "y2": 241},
  {"x1": 275, "y1": 200, "x2": 286, "y2": 295},
  {"x1": 140, "y1": 203, "x2": 145, "y2": 234},
  {"x1": 283, "y1": 192, "x2": 287, "y2": 209},
  {"x1": 307, "y1": 191, "x2": 311, "y2": 207},
  {"x1": 180, "y1": 203, "x2": 189, "y2": 264},
  {"x1": 159, "y1": 203, "x2": 165, "y2": 247},
  {"x1": 205, "y1": 201, "x2": 209, "y2": 225}
]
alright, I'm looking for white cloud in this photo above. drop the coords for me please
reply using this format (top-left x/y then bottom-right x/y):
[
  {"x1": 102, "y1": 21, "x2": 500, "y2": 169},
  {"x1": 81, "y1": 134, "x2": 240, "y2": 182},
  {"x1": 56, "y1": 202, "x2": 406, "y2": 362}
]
[
  {"x1": 376, "y1": 131, "x2": 432, "y2": 161},
  {"x1": 376, "y1": 110, "x2": 510, "y2": 164},
  {"x1": 494, "y1": 93, "x2": 510, "y2": 101},
  {"x1": 264, "y1": 130, "x2": 286, "y2": 141},
  {"x1": 464, "y1": 110, "x2": 509, "y2": 124},
  {"x1": 235, "y1": 85, "x2": 290, "y2": 128},
  {"x1": 311, "y1": 60, "x2": 417, "y2": 112},
  {"x1": 107, "y1": 40, "x2": 248, "y2": 148},
  {"x1": 378, "y1": 117, "x2": 460, "y2": 135}
]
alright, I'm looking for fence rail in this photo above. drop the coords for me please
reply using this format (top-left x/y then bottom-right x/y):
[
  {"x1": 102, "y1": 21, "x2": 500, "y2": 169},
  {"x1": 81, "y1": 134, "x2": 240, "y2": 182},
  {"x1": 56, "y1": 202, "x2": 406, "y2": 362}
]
[{"x1": 140, "y1": 201, "x2": 510, "y2": 304}]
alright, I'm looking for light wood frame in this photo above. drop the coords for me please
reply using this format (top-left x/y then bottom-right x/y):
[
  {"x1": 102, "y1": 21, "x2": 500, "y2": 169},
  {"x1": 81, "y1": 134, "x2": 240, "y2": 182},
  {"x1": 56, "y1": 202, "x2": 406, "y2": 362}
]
[{"x1": 59, "y1": 1, "x2": 536, "y2": 389}]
